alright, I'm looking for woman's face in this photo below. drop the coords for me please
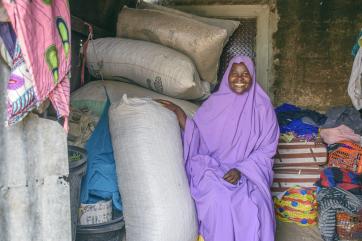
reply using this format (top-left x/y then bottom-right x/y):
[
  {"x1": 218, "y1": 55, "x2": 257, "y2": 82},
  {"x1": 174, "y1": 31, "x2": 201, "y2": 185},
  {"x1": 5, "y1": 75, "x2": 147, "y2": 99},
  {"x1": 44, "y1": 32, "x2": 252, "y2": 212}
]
[{"x1": 228, "y1": 62, "x2": 252, "y2": 95}]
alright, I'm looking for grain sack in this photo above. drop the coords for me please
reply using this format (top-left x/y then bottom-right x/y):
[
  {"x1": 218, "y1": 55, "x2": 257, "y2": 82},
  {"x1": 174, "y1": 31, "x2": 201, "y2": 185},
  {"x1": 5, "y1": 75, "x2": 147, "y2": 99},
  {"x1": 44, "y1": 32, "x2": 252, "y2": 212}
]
[
  {"x1": 70, "y1": 80, "x2": 199, "y2": 117},
  {"x1": 86, "y1": 38, "x2": 210, "y2": 100},
  {"x1": 109, "y1": 96, "x2": 198, "y2": 241},
  {"x1": 137, "y1": 1, "x2": 239, "y2": 42},
  {"x1": 117, "y1": 6, "x2": 228, "y2": 84}
]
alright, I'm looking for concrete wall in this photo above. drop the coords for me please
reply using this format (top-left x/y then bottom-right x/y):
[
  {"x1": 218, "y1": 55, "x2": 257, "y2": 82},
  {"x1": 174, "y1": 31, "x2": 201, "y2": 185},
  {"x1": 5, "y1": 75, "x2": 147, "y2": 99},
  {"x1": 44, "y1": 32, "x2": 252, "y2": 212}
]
[{"x1": 158, "y1": 0, "x2": 362, "y2": 110}]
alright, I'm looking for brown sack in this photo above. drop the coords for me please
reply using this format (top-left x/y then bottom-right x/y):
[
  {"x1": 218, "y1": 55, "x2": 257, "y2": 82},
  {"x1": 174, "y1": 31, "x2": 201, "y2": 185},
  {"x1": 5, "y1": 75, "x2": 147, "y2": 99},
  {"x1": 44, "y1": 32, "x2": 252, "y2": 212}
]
[
  {"x1": 117, "y1": 6, "x2": 228, "y2": 84},
  {"x1": 137, "y1": 1, "x2": 239, "y2": 42}
]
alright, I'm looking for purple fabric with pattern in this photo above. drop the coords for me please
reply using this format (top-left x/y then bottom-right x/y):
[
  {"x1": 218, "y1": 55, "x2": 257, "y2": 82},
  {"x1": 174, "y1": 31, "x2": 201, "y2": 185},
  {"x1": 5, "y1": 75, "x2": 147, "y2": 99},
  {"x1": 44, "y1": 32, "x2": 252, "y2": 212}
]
[{"x1": 0, "y1": 23, "x2": 16, "y2": 58}]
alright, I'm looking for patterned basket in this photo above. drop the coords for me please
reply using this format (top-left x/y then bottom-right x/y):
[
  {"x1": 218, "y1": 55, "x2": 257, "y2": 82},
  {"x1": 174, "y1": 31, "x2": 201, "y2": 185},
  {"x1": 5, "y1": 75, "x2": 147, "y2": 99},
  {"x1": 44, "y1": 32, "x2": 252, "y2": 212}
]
[{"x1": 336, "y1": 211, "x2": 362, "y2": 240}]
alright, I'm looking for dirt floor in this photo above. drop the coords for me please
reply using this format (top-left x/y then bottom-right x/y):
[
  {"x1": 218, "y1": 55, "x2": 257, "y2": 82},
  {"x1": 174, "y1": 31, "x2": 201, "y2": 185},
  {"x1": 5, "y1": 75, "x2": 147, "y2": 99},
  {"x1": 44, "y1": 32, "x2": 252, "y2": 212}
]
[{"x1": 276, "y1": 221, "x2": 323, "y2": 241}]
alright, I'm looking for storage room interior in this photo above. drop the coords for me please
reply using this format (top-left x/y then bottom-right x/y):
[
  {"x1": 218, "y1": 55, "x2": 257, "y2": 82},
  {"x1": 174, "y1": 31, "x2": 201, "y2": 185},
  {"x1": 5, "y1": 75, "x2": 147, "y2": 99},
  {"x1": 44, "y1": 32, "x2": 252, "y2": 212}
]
[{"x1": 1, "y1": 0, "x2": 362, "y2": 241}]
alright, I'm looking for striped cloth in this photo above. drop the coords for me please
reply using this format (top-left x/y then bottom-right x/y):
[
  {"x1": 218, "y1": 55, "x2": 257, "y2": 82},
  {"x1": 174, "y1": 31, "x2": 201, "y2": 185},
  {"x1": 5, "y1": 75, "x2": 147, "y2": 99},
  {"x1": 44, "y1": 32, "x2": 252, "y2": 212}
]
[{"x1": 317, "y1": 187, "x2": 362, "y2": 241}]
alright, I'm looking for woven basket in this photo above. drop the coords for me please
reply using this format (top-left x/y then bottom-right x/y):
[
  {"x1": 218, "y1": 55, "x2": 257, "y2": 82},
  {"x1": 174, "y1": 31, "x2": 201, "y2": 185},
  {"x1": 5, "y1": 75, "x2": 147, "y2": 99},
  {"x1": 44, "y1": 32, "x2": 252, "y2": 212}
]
[{"x1": 336, "y1": 211, "x2": 362, "y2": 240}]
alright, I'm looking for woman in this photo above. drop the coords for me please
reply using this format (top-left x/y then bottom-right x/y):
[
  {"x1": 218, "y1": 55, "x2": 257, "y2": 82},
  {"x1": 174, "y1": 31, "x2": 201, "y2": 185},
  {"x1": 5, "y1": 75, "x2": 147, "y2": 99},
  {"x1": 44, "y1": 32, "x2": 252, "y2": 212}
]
[{"x1": 158, "y1": 55, "x2": 279, "y2": 241}]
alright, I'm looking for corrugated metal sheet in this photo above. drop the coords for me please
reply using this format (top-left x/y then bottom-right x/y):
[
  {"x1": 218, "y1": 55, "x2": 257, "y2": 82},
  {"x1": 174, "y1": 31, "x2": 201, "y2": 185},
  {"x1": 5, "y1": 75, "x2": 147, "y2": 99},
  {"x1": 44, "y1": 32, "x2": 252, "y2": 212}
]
[{"x1": 0, "y1": 58, "x2": 71, "y2": 241}]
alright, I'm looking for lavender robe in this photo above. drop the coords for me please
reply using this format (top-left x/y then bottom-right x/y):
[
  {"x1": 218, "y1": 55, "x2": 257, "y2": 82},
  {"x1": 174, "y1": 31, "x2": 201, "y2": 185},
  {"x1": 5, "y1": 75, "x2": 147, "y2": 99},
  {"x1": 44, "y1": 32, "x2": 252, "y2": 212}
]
[{"x1": 183, "y1": 56, "x2": 279, "y2": 241}]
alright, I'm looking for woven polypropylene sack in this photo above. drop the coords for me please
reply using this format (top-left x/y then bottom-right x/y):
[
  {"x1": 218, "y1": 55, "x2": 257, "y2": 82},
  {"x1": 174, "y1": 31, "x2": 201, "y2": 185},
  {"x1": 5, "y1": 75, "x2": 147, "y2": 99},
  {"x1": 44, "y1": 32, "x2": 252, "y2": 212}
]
[
  {"x1": 86, "y1": 38, "x2": 210, "y2": 100},
  {"x1": 117, "y1": 7, "x2": 228, "y2": 84},
  {"x1": 137, "y1": 2, "x2": 239, "y2": 42},
  {"x1": 109, "y1": 96, "x2": 198, "y2": 241},
  {"x1": 70, "y1": 80, "x2": 199, "y2": 117}
]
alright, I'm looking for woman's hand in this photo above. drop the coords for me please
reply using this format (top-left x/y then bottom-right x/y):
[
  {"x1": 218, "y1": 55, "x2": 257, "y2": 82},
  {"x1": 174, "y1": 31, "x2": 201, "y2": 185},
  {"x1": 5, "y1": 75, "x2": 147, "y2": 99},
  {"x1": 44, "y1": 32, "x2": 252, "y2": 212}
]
[
  {"x1": 155, "y1": 99, "x2": 187, "y2": 130},
  {"x1": 223, "y1": 168, "x2": 241, "y2": 185}
]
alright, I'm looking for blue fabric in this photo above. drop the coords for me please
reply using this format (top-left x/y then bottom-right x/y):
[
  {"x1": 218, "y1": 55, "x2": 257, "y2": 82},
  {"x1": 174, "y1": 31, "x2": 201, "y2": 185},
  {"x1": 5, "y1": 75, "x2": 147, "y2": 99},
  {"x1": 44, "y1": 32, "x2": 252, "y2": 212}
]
[
  {"x1": 280, "y1": 119, "x2": 319, "y2": 136},
  {"x1": 352, "y1": 30, "x2": 362, "y2": 58},
  {"x1": 275, "y1": 103, "x2": 301, "y2": 113},
  {"x1": 275, "y1": 103, "x2": 326, "y2": 127},
  {"x1": 80, "y1": 97, "x2": 122, "y2": 210}
]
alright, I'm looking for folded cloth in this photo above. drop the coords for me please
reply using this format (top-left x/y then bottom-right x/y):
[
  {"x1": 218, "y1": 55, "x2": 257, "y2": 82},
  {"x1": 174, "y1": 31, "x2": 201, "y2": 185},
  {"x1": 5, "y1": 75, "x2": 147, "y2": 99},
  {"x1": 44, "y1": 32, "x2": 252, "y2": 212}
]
[
  {"x1": 321, "y1": 106, "x2": 362, "y2": 135},
  {"x1": 317, "y1": 187, "x2": 362, "y2": 241},
  {"x1": 320, "y1": 125, "x2": 361, "y2": 145},
  {"x1": 315, "y1": 167, "x2": 362, "y2": 195},
  {"x1": 327, "y1": 141, "x2": 362, "y2": 174},
  {"x1": 280, "y1": 119, "x2": 319, "y2": 137},
  {"x1": 275, "y1": 103, "x2": 327, "y2": 127}
]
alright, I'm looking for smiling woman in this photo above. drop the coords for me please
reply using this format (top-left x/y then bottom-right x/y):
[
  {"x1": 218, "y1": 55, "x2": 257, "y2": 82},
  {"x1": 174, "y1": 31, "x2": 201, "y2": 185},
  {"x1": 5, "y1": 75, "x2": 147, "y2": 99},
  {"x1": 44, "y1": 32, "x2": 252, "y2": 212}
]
[
  {"x1": 228, "y1": 62, "x2": 252, "y2": 94},
  {"x1": 158, "y1": 55, "x2": 280, "y2": 241}
]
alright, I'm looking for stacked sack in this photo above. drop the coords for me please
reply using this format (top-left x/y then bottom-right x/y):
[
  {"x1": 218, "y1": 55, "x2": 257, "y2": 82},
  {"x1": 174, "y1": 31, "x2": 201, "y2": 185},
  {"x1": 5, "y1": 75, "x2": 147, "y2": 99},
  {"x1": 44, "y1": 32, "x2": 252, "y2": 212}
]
[
  {"x1": 71, "y1": 2, "x2": 241, "y2": 241},
  {"x1": 272, "y1": 103, "x2": 328, "y2": 197},
  {"x1": 85, "y1": 2, "x2": 240, "y2": 101}
]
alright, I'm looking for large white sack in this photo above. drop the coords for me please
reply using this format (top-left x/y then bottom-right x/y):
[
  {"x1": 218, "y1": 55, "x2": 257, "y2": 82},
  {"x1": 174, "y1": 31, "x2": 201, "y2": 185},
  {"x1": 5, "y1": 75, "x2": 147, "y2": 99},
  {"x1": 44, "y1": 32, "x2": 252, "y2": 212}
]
[
  {"x1": 117, "y1": 6, "x2": 228, "y2": 84},
  {"x1": 86, "y1": 38, "x2": 210, "y2": 100},
  {"x1": 109, "y1": 96, "x2": 198, "y2": 241},
  {"x1": 70, "y1": 80, "x2": 199, "y2": 117},
  {"x1": 137, "y1": 1, "x2": 239, "y2": 43}
]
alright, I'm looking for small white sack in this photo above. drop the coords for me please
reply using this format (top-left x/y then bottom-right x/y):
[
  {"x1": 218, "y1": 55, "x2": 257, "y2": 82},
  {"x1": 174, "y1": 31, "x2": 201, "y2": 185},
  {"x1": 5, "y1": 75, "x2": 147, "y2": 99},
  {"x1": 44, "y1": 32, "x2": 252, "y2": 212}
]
[
  {"x1": 109, "y1": 96, "x2": 198, "y2": 241},
  {"x1": 86, "y1": 38, "x2": 210, "y2": 100},
  {"x1": 79, "y1": 200, "x2": 113, "y2": 225}
]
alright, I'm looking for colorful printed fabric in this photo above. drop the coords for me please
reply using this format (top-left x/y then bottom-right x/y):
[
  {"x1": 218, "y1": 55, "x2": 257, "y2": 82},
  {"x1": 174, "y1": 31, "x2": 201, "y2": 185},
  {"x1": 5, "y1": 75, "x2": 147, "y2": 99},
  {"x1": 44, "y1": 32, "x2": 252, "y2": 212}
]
[
  {"x1": 315, "y1": 167, "x2": 362, "y2": 195},
  {"x1": 7, "y1": 40, "x2": 38, "y2": 125},
  {"x1": 352, "y1": 30, "x2": 362, "y2": 58},
  {"x1": 3, "y1": 0, "x2": 71, "y2": 128},
  {"x1": 327, "y1": 141, "x2": 362, "y2": 173},
  {"x1": 317, "y1": 187, "x2": 362, "y2": 241},
  {"x1": 274, "y1": 186, "x2": 318, "y2": 226}
]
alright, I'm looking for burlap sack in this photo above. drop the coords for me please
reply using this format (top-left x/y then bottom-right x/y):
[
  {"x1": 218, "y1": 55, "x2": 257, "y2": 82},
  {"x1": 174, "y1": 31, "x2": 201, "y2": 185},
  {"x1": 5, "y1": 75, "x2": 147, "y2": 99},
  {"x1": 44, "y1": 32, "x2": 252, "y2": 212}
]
[
  {"x1": 117, "y1": 6, "x2": 228, "y2": 84},
  {"x1": 137, "y1": 1, "x2": 239, "y2": 42}
]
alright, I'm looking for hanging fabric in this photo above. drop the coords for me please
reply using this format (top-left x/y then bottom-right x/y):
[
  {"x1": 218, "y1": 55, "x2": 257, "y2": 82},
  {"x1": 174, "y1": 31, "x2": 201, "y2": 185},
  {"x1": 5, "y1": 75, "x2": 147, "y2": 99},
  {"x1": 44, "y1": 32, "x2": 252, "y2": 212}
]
[
  {"x1": 348, "y1": 47, "x2": 362, "y2": 110},
  {"x1": 3, "y1": 0, "x2": 71, "y2": 130}
]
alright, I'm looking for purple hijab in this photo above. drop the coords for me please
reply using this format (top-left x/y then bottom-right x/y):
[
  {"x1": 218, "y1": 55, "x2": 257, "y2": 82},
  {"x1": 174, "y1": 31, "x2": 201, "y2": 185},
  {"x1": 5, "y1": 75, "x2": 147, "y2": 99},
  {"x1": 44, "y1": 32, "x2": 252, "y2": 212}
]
[{"x1": 183, "y1": 56, "x2": 279, "y2": 241}]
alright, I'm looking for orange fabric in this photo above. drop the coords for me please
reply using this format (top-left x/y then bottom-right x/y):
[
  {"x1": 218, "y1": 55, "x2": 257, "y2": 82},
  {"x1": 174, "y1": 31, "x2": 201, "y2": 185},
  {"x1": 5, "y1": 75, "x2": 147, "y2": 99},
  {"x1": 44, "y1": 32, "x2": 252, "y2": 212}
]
[{"x1": 328, "y1": 141, "x2": 362, "y2": 173}]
